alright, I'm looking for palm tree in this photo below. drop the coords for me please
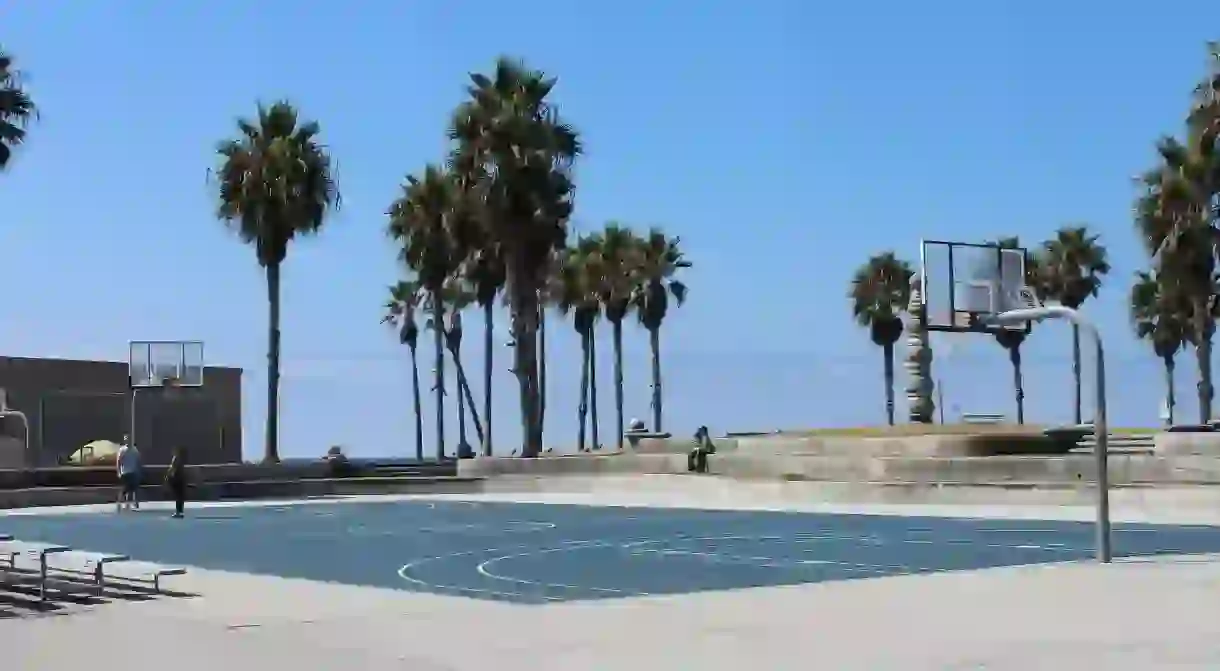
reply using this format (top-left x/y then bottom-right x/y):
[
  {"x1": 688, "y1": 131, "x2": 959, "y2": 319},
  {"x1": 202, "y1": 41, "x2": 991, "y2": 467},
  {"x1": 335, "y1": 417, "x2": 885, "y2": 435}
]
[
  {"x1": 387, "y1": 165, "x2": 462, "y2": 460},
  {"x1": 1136, "y1": 136, "x2": 1217, "y2": 423},
  {"x1": 629, "y1": 229, "x2": 689, "y2": 432},
  {"x1": 849, "y1": 252, "x2": 914, "y2": 425},
  {"x1": 214, "y1": 102, "x2": 339, "y2": 463},
  {"x1": 553, "y1": 242, "x2": 601, "y2": 451},
  {"x1": 449, "y1": 137, "x2": 500, "y2": 457},
  {"x1": 0, "y1": 49, "x2": 35, "y2": 169},
  {"x1": 991, "y1": 237, "x2": 1044, "y2": 425},
  {"x1": 1131, "y1": 270, "x2": 1190, "y2": 426},
  {"x1": 436, "y1": 279, "x2": 484, "y2": 457},
  {"x1": 461, "y1": 251, "x2": 504, "y2": 457},
  {"x1": 383, "y1": 280, "x2": 425, "y2": 460},
  {"x1": 595, "y1": 223, "x2": 643, "y2": 450},
  {"x1": 448, "y1": 57, "x2": 580, "y2": 457},
  {"x1": 1038, "y1": 226, "x2": 1110, "y2": 425}
]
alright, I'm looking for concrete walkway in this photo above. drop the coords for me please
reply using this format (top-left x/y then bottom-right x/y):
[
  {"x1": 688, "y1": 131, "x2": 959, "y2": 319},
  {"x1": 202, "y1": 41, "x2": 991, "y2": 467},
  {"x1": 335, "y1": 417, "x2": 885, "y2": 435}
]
[{"x1": 3, "y1": 481, "x2": 1220, "y2": 669}]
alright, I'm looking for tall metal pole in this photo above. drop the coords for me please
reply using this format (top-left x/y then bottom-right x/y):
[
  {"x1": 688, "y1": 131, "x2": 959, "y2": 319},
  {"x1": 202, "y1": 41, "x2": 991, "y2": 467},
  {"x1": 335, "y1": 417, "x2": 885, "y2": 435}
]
[
  {"x1": 937, "y1": 379, "x2": 945, "y2": 424},
  {"x1": 1089, "y1": 321, "x2": 1112, "y2": 562},
  {"x1": 129, "y1": 388, "x2": 139, "y2": 450},
  {"x1": 987, "y1": 305, "x2": 1112, "y2": 563}
]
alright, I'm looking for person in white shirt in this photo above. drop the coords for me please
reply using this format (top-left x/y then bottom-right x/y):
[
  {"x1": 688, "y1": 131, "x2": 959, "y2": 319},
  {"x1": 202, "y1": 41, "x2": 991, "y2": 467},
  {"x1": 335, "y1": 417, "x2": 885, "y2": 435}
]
[{"x1": 115, "y1": 436, "x2": 142, "y2": 512}]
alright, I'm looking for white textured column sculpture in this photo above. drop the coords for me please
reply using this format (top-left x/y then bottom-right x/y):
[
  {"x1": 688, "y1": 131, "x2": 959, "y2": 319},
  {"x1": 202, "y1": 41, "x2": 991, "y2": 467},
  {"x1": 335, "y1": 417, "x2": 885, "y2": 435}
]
[{"x1": 905, "y1": 275, "x2": 935, "y2": 423}]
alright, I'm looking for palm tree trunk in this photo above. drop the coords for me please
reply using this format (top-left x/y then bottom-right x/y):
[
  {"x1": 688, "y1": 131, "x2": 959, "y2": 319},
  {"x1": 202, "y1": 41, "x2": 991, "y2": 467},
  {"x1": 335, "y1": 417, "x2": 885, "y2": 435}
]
[
  {"x1": 432, "y1": 293, "x2": 446, "y2": 460},
  {"x1": 612, "y1": 318, "x2": 625, "y2": 450},
  {"x1": 264, "y1": 262, "x2": 282, "y2": 464},
  {"x1": 450, "y1": 349, "x2": 483, "y2": 446},
  {"x1": 649, "y1": 327, "x2": 663, "y2": 432},
  {"x1": 577, "y1": 327, "x2": 590, "y2": 452},
  {"x1": 1071, "y1": 324, "x2": 1082, "y2": 425},
  {"x1": 1011, "y1": 344, "x2": 1025, "y2": 425},
  {"x1": 510, "y1": 279, "x2": 543, "y2": 457},
  {"x1": 589, "y1": 326, "x2": 601, "y2": 450},
  {"x1": 1196, "y1": 298, "x2": 1213, "y2": 424},
  {"x1": 1164, "y1": 355, "x2": 1176, "y2": 427},
  {"x1": 482, "y1": 301, "x2": 494, "y2": 457},
  {"x1": 455, "y1": 343, "x2": 468, "y2": 454},
  {"x1": 538, "y1": 304, "x2": 547, "y2": 432},
  {"x1": 882, "y1": 342, "x2": 895, "y2": 426},
  {"x1": 410, "y1": 344, "x2": 423, "y2": 461}
]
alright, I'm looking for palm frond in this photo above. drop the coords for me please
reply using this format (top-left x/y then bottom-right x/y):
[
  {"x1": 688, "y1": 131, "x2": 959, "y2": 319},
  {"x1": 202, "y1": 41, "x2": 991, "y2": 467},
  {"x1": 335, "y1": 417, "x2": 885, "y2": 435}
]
[
  {"x1": 849, "y1": 252, "x2": 914, "y2": 328},
  {"x1": 213, "y1": 101, "x2": 340, "y2": 266},
  {"x1": 0, "y1": 49, "x2": 36, "y2": 169}
]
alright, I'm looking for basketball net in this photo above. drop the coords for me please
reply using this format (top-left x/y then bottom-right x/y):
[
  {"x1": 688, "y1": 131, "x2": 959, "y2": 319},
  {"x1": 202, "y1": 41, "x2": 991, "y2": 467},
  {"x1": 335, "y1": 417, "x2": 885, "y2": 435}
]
[{"x1": 160, "y1": 375, "x2": 183, "y2": 400}]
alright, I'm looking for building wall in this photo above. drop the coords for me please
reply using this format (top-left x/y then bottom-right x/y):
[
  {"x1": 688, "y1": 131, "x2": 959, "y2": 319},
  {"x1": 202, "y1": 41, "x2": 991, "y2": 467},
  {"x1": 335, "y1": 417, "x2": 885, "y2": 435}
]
[{"x1": 0, "y1": 356, "x2": 242, "y2": 466}]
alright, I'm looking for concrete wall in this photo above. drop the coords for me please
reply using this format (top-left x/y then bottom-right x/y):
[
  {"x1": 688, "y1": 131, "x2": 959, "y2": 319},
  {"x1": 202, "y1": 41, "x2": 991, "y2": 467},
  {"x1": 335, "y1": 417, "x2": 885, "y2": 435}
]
[
  {"x1": 0, "y1": 356, "x2": 242, "y2": 465},
  {"x1": 631, "y1": 432, "x2": 1074, "y2": 457},
  {"x1": 457, "y1": 451, "x2": 1220, "y2": 486}
]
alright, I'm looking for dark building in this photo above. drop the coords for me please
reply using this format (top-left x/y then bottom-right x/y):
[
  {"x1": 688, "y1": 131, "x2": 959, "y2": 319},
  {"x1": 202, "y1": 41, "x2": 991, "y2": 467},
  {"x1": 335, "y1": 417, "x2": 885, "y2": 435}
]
[{"x1": 0, "y1": 356, "x2": 242, "y2": 466}]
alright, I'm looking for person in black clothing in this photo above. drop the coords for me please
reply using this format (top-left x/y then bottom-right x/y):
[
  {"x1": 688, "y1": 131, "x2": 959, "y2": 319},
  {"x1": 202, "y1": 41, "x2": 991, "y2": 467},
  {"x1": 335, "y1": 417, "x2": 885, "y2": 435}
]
[
  {"x1": 687, "y1": 426, "x2": 715, "y2": 474},
  {"x1": 164, "y1": 446, "x2": 188, "y2": 518}
]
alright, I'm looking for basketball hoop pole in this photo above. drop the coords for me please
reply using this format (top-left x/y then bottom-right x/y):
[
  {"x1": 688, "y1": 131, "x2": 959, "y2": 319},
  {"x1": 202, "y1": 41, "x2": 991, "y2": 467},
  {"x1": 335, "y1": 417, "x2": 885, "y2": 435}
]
[{"x1": 986, "y1": 305, "x2": 1112, "y2": 564}]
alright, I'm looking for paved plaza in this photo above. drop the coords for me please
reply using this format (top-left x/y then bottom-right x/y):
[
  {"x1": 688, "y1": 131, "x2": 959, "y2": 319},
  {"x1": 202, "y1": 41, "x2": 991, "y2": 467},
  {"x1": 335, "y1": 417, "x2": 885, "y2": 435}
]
[{"x1": 3, "y1": 483, "x2": 1220, "y2": 668}]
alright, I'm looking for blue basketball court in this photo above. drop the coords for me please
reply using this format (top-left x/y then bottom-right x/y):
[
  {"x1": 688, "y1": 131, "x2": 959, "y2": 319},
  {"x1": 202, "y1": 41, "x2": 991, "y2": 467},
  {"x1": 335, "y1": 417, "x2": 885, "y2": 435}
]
[{"x1": 3, "y1": 500, "x2": 1220, "y2": 604}]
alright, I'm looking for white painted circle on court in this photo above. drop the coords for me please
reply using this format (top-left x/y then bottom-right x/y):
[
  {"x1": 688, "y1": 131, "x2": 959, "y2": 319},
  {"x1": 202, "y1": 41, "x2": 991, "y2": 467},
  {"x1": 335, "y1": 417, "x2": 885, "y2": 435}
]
[{"x1": 416, "y1": 521, "x2": 556, "y2": 534}]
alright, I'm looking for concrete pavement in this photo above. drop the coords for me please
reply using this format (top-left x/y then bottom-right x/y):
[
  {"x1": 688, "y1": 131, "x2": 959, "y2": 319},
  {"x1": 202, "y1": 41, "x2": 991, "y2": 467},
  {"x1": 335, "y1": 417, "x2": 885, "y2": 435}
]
[{"x1": 4, "y1": 481, "x2": 1220, "y2": 669}]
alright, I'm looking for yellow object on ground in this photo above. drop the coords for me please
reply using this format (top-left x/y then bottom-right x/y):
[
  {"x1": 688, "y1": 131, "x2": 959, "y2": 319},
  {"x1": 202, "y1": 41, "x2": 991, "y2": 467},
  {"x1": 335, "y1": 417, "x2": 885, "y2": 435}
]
[{"x1": 66, "y1": 439, "x2": 123, "y2": 465}]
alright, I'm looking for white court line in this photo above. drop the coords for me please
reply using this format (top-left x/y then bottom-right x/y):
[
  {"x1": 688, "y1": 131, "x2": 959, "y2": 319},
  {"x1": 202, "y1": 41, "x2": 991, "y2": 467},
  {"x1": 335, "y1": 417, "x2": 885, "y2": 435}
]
[
  {"x1": 627, "y1": 548, "x2": 832, "y2": 569},
  {"x1": 397, "y1": 540, "x2": 600, "y2": 602},
  {"x1": 417, "y1": 521, "x2": 556, "y2": 534},
  {"x1": 470, "y1": 533, "x2": 956, "y2": 595},
  {"x1": 476, "y1": 545, "x2": 646, "y2": 596}
]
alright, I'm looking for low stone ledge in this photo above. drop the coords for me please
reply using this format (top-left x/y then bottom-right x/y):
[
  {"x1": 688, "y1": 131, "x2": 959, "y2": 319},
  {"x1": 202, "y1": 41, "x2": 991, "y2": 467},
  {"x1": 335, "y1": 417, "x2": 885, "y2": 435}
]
[
  {"x1": 0, "y1": 461, "x2": 335, "y2": 490},
  {"x1": 455, "y1": 452, "x2": 1220, "y2": 486},
  {"x1": 733, "y1": 433, "x2": 1073, "y2": 457},
  {"x1": 1155, "y1": 432, "x2": 1220, "y2": 455},
  {"x1": 458, "y1": 453, "x2": 686, "y2": 478},
  {"x1": 0, "y1": 476, "x2": 483, "y2": 509}
]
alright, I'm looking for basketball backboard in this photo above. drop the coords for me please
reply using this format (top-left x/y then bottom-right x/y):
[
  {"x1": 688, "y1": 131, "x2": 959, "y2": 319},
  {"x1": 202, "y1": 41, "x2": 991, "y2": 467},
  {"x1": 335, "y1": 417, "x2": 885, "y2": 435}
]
[
  {"x1": 920, "y1": 240, "x2": 1031, "y2": 334},
  {"x1": 129, "y1": 340, "x2": 204, "y2": 388}
]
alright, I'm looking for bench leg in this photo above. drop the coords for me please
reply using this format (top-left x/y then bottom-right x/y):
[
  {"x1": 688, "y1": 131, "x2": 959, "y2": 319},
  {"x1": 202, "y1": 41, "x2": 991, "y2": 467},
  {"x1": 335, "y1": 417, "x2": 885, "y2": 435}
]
[
  {"x1": 94, "y1": 563, "x2": 105, "y2": 597},
  {"x1": 153, "y1": 574, "x2": 161, "y2": 594},
  {"x1": 39, "y1": 553, "x2": 47, "y2": 602}
]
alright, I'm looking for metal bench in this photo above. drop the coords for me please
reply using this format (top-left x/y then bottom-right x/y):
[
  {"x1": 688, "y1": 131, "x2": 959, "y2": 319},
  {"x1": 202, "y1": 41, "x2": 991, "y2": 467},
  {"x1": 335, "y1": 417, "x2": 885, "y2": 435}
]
[
  {"x1": 0, "y1": 540, "x2": 71, "y2": 601},
  {"x1": 104, "y1": 560, "x2": 187, "y2": 594},
  {"x1": 961, "y1": 412, "x2": 1006, "y2": 425},
  {"x1": 45, "y1": 550, "x2": 132, "y2": 596}
]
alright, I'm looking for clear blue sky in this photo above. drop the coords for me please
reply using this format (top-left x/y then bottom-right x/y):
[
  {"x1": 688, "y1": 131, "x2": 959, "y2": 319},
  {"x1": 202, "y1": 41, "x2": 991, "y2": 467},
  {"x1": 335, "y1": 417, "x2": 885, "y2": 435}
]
[{"x1": 2, "y1": 2, "x2": 1217, "y2": 459}]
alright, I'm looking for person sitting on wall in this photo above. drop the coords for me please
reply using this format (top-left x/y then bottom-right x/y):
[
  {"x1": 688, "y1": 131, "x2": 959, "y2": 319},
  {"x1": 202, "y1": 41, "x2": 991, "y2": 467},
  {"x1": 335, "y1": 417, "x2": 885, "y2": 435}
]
[
  {"x1": 324, "y1": 445, "x2": 351, "y2": 477},
  {"x1": 687, "y1": 426, "x2": 715, "y2": 474}
]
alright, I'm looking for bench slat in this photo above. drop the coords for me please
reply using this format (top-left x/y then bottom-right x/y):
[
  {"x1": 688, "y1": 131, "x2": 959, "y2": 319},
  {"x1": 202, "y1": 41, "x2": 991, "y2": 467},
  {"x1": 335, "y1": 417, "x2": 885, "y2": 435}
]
[
  {"x1": 0, "y1": 540, "x2": 72, "y2": 555},
  {"x1": 0, "y1": 540, "x2": 72, "y2": 601},
  {"x1": 108, "y1": 561, "x2": 187, "y2": 579},
  {"x1": 105, "y1": 561, "x2": 187, "y2": 593},
  {"x1": 47, "y1": 551, "x2": 131, "y2": 571}
]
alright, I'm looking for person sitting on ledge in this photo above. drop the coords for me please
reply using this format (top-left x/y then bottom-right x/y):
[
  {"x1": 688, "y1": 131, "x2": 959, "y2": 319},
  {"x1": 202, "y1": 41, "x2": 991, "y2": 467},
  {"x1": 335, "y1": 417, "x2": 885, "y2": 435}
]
[{"x1": 687, "y1": 425, "x2": 715, "y2": 474}]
